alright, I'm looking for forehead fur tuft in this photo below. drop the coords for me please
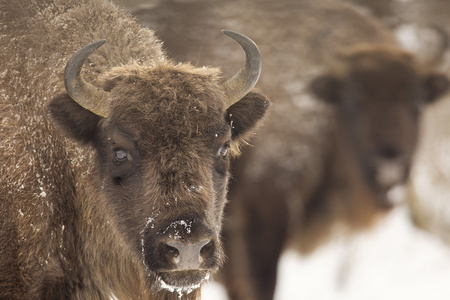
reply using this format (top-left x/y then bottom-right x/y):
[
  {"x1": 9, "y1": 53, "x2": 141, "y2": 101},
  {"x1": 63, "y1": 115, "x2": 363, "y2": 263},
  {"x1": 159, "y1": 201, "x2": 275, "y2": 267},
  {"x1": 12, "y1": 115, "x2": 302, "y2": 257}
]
[
  {"x1": 328, "y1": 45, "x2": 421, "y2": 78},
  {"x1": 99, "y1": 63, "x2": 228, "y2": 140},
  {"x1": 101, "y1": 62, "x2": 222, "y2": 82}
]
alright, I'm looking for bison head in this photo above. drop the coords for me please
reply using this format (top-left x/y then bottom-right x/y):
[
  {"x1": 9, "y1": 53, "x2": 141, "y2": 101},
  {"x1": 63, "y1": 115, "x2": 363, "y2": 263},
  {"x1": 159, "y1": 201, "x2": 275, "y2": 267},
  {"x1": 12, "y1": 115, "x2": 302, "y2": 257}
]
[
  {"x1": 48, "y1": 31, "x2": 269, "y2": 294},
  {"x1": 311, "y1": 45, "x2": 449, "y2": 207}
]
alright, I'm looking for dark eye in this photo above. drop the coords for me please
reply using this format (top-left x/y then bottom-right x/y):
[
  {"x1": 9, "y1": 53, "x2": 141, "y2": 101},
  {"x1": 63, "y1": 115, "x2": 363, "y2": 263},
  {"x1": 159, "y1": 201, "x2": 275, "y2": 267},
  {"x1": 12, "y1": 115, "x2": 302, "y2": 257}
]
[
  {"x1": 115, "y1": 149, "x2": 128, "y2": 162},
  {"x1": 218, "y1": 145, "x2": 229, "y2": 157}
]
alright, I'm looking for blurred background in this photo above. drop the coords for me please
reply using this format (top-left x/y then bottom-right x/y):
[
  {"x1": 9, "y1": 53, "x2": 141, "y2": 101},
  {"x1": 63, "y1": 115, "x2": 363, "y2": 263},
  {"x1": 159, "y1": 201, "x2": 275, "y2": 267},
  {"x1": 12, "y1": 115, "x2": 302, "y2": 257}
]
[{"x1": 112, "y1": 0, "x2": 450, "y2": 299}]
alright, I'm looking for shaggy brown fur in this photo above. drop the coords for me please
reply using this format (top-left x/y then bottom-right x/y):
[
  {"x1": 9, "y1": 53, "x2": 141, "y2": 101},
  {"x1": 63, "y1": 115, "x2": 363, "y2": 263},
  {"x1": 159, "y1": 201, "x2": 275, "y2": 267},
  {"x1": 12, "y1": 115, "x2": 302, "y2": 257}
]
[
  {"x1": 126, "y1": 1, "x2": 450, "y2": 299},
  {"x1": 0, "y1": 0, "x2": 269, "y2": 299}
]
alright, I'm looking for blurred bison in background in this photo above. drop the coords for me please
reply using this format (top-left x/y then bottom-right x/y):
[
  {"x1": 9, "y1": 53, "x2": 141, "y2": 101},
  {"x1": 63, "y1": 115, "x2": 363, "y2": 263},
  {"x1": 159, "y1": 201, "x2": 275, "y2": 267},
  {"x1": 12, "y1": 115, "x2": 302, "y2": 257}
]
[
  {"x1": 0, "y1": 0, "x2": 269, "y2": 299},
  {"x1": 128, "y1": 0, "x2": 450, "y2": 299}
]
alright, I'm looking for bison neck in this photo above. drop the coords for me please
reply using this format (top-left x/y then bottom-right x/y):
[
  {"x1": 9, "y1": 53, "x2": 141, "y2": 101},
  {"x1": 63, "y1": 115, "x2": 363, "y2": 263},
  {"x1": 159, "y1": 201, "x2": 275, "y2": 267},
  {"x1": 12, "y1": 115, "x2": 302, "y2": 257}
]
[{"x1": 295, "y1": 125, "x2": 387, "y2": 254}]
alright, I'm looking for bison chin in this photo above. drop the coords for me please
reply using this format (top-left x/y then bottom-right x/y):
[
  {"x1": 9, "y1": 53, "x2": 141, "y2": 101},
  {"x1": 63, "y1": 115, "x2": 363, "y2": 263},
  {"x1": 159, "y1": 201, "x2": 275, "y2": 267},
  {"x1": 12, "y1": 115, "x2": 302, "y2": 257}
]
[
  {"x1": 367, "y1": 159, "x2": 410, "y2": 208},
  {"x1": 156, "y1": 270, "x2": 211, "y2": 294}
]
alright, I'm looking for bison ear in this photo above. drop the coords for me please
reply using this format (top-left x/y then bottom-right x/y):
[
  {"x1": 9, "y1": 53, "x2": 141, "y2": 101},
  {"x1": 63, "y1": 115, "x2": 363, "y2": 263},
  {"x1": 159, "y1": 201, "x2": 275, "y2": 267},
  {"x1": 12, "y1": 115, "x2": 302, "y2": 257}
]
[
  {"x1": 226, "y1": 90, "x2": 270, "y2": 140},
  {"x1": 423, "y1": 72, "x2": 450, "y2": 103},
  {"x1": 309, "y1": 74, "x2": 340, "y2": 103},
  {"x1": 48, "y1": 93, "x2": 103, "y2": 144}
]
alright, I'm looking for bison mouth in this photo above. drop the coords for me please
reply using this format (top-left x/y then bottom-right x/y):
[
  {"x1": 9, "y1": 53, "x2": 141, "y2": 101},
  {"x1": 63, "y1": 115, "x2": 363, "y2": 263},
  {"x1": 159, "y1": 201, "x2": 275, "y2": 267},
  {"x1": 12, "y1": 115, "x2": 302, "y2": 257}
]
[
  {"x1": 157, "y1": 270, "x2": 210, "y2": 296},
  {"x1": 367, "y1": 159, "x2": 409, "y2": 208}
]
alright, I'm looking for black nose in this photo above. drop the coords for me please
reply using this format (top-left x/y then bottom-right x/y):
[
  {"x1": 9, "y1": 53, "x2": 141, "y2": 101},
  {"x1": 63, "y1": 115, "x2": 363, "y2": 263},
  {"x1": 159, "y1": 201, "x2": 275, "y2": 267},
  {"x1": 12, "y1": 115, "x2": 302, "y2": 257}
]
[
  {"x1": 146, "y1": 218, "x2": 219, "y2": 272},
  {"x1": 378, "y1": 145, "x2": 401, "y2": 160},
  {"x1": 164, "y1": 239, "x2": 214, "y2": 270}
]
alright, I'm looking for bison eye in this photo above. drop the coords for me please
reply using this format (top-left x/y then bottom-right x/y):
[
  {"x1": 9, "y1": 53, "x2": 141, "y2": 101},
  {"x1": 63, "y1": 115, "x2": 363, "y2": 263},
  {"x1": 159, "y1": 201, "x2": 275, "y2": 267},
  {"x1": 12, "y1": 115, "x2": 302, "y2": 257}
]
[
  {"x1": 218, "y1": 145, "x2": 229, "y2": 158},
  {"x1": 115, "y1": 149, "x2": 128, "y2": 162}
]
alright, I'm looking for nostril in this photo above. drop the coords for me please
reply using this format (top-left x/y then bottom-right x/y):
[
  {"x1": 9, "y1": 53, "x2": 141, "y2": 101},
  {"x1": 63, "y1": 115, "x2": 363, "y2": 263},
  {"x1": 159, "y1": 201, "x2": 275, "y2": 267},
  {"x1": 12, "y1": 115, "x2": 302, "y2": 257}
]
[
  {"x1": 200, "y1": 240, "x2": 215, "y2": 259},
  {"x1": 164, "y1": 243, "x2": 180, "y2": 264},
  {"x1": 378, "y1": 145, "x2": 400, "y2": 160}
]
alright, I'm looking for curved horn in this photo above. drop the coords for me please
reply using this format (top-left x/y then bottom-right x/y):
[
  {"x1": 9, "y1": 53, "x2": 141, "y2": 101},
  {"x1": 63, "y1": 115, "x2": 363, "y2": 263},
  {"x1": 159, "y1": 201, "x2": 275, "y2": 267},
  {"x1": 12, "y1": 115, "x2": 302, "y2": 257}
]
[
  {"x1": 64, "y1": 40, "x2": 109, "y2": 117},
  {"x1": 221, "y1": 30, "x2": 262, "y2": 106}
]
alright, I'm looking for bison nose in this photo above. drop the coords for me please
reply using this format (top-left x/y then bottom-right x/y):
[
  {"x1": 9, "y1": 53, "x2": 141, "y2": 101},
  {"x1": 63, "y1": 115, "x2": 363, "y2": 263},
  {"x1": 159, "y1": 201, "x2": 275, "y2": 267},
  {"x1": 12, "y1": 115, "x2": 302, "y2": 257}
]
[
  {"x1": 378, "y1": 145, "x2": 401, "y2": 160},
  {"x1": 164, "y1": 239, "x2": 214, "y2": 270}
]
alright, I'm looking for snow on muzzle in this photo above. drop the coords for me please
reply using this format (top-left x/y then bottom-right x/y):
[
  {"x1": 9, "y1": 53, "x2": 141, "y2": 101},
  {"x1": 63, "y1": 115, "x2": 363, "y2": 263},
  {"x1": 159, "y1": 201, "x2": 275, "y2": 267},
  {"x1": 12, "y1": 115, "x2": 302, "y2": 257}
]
[{"x1": 141, "y1": 216, "x2": 220, "y2": 290}]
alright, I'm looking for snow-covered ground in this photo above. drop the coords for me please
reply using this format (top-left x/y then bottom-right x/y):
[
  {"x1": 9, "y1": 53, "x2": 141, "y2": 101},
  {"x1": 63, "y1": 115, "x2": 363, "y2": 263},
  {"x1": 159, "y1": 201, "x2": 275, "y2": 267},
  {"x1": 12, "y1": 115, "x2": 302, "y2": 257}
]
[{"x1": 203, "y1": 206, "x2": 450, "y2": 300}]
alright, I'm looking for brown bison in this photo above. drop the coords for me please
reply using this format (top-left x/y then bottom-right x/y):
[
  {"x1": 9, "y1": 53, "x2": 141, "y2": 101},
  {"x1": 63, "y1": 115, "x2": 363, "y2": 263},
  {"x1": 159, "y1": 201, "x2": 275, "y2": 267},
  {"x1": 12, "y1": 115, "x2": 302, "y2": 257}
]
[
  {"x1": 0, "y1": 0, "x2": 269, "y2": 299},
  {"x1": 128, "y1": 0, "x2": 450, "y2": 299}
]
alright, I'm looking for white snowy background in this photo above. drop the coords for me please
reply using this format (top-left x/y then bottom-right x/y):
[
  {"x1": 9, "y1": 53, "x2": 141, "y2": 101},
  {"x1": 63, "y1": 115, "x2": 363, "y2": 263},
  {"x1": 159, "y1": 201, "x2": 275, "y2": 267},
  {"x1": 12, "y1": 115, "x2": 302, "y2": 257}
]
[{"x1": 202, "y1": 206, "x2": 450, "y2": 300}]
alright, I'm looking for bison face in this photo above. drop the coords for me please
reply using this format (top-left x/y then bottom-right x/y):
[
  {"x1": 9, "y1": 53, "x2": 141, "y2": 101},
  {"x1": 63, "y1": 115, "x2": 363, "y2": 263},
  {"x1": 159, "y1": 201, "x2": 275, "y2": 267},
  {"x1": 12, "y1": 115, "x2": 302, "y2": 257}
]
[
  {"x1": 48, "y1": 34, "x2": 269, "y2": 293},
  {"x1": 311, "y1": 46, "x2": 449, "y2": 207},
  {"x1": 49, "y1": 70, "x2": 269, "y2": 291}
]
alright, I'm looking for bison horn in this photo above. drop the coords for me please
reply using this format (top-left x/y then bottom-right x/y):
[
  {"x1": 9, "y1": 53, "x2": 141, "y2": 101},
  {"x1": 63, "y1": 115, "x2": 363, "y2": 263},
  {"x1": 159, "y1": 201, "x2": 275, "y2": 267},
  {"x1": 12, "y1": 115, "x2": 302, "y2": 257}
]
[
  {"x1": 221, "y1": 30, "x2": 262, "y2": 106},
  {"x1": 64, "y1": 39, "x2": 109, "y2": 118}
]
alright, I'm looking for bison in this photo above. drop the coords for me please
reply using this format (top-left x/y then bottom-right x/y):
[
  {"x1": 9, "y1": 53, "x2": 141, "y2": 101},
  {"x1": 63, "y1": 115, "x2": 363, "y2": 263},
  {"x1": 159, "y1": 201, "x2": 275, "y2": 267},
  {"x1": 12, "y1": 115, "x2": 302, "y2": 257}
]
[
  {"x1": 127, "y1": 0, "x2": 450, "y2": 299},
  {"x1": 0, "y1": 0, "x2": 269, "y2": 299}
]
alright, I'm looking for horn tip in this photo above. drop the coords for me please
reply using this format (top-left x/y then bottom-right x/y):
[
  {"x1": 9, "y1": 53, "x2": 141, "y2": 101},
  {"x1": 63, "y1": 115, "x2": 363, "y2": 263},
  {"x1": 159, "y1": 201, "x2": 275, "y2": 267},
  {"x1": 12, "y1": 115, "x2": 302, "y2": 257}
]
[
  {"x1": 221, "y1": 30, "x2": 259, "y2": 52},
  {"x1": 221, "y1": 29, "x2": 239, "y2": 39},
  {"x1": 93, "y1": 39, "x2": 107, "y2": 47}
]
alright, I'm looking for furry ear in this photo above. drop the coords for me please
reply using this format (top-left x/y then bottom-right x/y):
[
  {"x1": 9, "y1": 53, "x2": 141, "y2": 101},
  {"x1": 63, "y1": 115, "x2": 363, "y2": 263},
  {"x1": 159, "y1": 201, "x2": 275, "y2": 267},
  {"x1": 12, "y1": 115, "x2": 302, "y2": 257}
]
[
  {"x1": 423, "y1": 72, "x2": 450, "y2": 103},
  {"x1": 226, "y1": 90, "x2": 270, "y2": 141},
  {"x1": 47, "y1": 93, "x2": 103, "y2": 144},
  {"x1": 309, "y1": 74, "x2": 340, "y2": 103}
]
